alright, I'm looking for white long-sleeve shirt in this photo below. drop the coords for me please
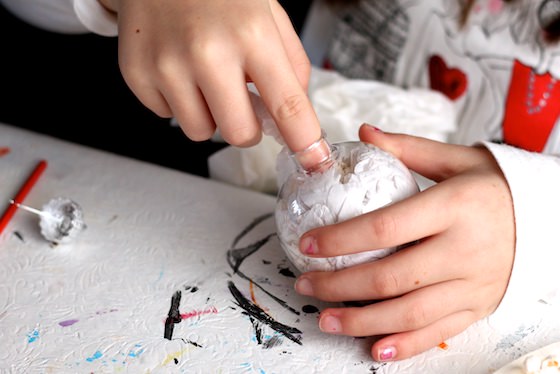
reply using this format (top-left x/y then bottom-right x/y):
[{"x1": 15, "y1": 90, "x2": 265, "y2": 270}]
[
  {"x1": 3, "y1": 0, "x2": 559, "y2": 322},
  {"x1": 0, "y1": 0, "x2": 116, "y2": 36}
]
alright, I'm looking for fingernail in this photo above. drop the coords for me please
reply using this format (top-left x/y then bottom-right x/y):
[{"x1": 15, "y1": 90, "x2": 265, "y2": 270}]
[
  {"x1": 364, "y1": 123, "x2": 384, "y2": 133},
  {"x1": 295, "y1": 277, "x2": 313, "y2": 296},
  {"x1": 300, "y1": 236, "x2": 318, "y2": 255},
  {"x1": 379, "y1": 346, "x2": 397, "y2": 361},
  {"x1": 319, "y1": 315, "x2": 342, "y2": 333}
]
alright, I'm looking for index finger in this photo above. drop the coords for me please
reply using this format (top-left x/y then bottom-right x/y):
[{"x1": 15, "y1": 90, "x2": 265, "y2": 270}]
[
  {"x1": 246, "y1": 33, "x2": 322, "y2": 162},
  {"x1": 250, "y1": 61, "x2": 321, "y2": 144}
]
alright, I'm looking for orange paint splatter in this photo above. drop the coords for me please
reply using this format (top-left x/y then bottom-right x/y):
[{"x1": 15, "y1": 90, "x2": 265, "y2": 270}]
[
  {"x1": 250, "y1": 281, "x2": 257, "y2": 303},
  {"x1": 248, "y1": 280, "x2": 270, "y2": 314},
  {"x1": 547, "y1": 360, "x2": 559, "y2": 367},
  {"x1": 0, "y1": 147, "x2": 10, "y2": 157},
  {"x1": 438, "y1": 342, "x2": 449, "y2": 350}
]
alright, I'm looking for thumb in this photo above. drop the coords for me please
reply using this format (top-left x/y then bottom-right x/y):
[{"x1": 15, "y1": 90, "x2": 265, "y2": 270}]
[{"x1": 358, "y1": 123, "x2": 488, "y2": 182}]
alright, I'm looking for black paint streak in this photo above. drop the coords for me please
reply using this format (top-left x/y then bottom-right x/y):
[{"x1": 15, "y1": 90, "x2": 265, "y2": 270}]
[
  {"x1": 227, "y1": 232, "x2": 300, "y2": 316},
  {"x1": 278, "y1": 267, "x2": 296, "y2": 278},
  {"x1": 262, "y1": 260, "x2": 271, "y2": 265},
  {"x1": 227, "y1": 234, "x2": 276, "y2": 273},
  {"x1": 162, "y1": 292, "x2": 204, "y2": 347},
  {"x1": 164, "y1": 290, "x2": 182, "y2": 340},
  {"x1": 230, "y1": 213, "x2": 274, "y2": 248},
  {"x1": 184, "y1": 285, "x2": 198, "y2": 293},
  {"x1": 177, "y1": 337, "x2": 203, "y2": 348},
  {"x1": 228, "y1": 281, "x2": 302, "y2": 345},
  {"x1": 369, "y1": 362, "x2": 388, "y2": 373},
  {"x1": 302, "y1": 305, "x2": 319, "y2": 314},
  {"x1": 173, "y1": 358, "x2": 179, "y2": 365},
  {"x1": 249, "y1": 323, "x2": 284, "y2": 349},
  {"x1": 247, "y1": 312, "x2": 282, "y2": 349},
  {"x1": 263, "y1": 335, "x2": 282, "y2": 349},
  {"x1": 13, "y1": 231, "x2": 24, "y2": 242},
  {"x1": 250, "y1": 316, "x2": 263, "y2": 345}
]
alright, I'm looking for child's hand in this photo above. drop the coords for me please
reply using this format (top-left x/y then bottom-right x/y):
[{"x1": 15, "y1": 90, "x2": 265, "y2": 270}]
[
  {"x1": 294, "y1": 124, "x2": 515, "y2": 361},
  {"x1": 101, "y1": 0, "x2": 322, "y2": 152}
]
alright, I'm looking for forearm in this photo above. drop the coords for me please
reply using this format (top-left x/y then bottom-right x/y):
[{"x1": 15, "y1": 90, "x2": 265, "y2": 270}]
[{"x1": 0, "y1": 0, "x2": 117, "y2": 36}]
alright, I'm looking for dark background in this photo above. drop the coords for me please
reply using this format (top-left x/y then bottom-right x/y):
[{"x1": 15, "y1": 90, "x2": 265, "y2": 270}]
[{"x1": 0, "y1": 1, "x2": 313, "y2": 178}]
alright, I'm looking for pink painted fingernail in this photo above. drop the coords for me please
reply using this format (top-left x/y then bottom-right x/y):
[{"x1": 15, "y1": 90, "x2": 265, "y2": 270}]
[
  {"x1": 300, "y1": 236, "x2": 318, "y2": 255},
  {"x1": 379, "y1": 346, "x2": 397, "y2": 361},
  {"x1": 294, "y1": 277, "x2": 313, "y2": 296},
  {"x1": 319, "y1": 315, "x2": 342, "y2": 333}
]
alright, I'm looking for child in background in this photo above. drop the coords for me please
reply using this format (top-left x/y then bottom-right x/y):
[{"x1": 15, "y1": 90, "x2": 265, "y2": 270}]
[{"x1": 3, "y1": 0, "x2": 560, "y2": 363}]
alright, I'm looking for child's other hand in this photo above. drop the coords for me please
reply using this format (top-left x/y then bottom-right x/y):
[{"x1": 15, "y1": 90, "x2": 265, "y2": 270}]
[
  {"x1": 294, "y1": 124, "x2": 515, "y2": 361},
  {"x1": 105, "y1": 0, "x2": 322, "y2": 153}
]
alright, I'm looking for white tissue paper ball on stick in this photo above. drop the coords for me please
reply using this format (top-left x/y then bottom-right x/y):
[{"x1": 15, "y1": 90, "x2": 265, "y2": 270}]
[
  {"x1": 39, "y1": 197, "x2": 86, "y2": 244},
  {"x1": 275, "y1": 141, "x2": 419, "y2": 273}
]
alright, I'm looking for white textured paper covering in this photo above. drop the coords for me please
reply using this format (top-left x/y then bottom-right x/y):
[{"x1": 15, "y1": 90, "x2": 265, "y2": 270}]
[{"x1": 1, "y1": 123, "x2": 559, "y2": 373}]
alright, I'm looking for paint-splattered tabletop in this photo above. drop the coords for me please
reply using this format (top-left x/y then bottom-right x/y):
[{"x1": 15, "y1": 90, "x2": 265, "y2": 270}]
[{"x1": 1, "y1": 122, "x2": 559, "y2": 373}]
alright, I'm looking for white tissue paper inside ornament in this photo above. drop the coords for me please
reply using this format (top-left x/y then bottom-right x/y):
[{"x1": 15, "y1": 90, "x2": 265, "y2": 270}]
[
  {"x1": 275, "y1": 141, "x2": 419, "y2": 273},
  {"x1": 38, "y1": 197, "x2": 86, "y2": 244}
]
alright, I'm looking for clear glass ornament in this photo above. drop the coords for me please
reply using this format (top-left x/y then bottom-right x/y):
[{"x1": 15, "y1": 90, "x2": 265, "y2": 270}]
[{"x1": 275, "y1": 135, "x2": 419, "y2": 273}]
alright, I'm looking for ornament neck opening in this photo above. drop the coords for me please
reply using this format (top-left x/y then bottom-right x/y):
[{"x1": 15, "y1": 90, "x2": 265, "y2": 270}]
[{"x1": 290, "y1": 134, "x2": 333, "y2": 174}]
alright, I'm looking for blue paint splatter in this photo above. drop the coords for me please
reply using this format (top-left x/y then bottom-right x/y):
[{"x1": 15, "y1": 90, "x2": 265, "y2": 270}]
[
  {"x1": 86, "y1": 351, "x2": 103, "y2": 362},
  {"x1": 128, "y1": 344, "x2": 144, "y2": 358},
  {"x1": 495, "y1": 325, "x2": 536, "y2": 351},
  {"x1": 27, "y1": 328, "x2": 39, "y2": 343}
]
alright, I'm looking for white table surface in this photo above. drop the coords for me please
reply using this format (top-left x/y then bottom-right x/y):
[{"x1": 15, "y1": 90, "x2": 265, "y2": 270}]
[{"x1": 1, "y1": 122, "x2": 559, "y2": 373}]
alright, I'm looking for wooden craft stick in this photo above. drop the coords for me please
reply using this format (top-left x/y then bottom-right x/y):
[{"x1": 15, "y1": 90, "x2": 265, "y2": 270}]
[{"x1": 0, "y1": 159, "x2": 48, "y2": 235}]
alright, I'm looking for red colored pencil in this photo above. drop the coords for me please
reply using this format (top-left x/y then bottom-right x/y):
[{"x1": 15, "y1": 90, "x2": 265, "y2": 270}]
[{"x1": 0, "y1": 159, "x2": 48, "y2": 235}]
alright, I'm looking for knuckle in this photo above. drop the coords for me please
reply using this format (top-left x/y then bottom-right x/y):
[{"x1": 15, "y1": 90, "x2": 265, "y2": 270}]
[
  {"x1": 221, "y1": 125, "x2": 260, "y2": 147},
  {"x1": 274, "y1": 94, "x2": 309, "y2": 122},
  {"x1": 188, "y1": 35, "x2": 224, "y2": 62},
  {"x1": 154, "y1": 57, "x2": 178, "y2": 79},
  {"x1": 403, "y1": 301, "x2": 428, "y2": 328},
  {"x1": 340, "y1": 312, "x2": 360, "y2": 334},
  {"x1": 369, "y1": 270, "x2": 400, "y2": 297},
  {"x1": 118, "y1": 59, "x2": 147, "y2": 89},
  {"x1": 177, "y1": 118, "x2": 216, "y2": 142},
  {"x1": 369, "y1": 213, "x2": 398, "y2": 243},
  {"x1": 183, "y1": 127, "x2": 214, "y2": 142}
]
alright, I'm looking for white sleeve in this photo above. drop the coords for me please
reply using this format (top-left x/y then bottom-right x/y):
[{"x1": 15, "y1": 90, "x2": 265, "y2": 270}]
[
  {"x1": 482, "y1": 141, "x2": 560, "y2": 322},
  {"x1": 0, "y1": 0, "x2": 117, "y2": 36}
]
